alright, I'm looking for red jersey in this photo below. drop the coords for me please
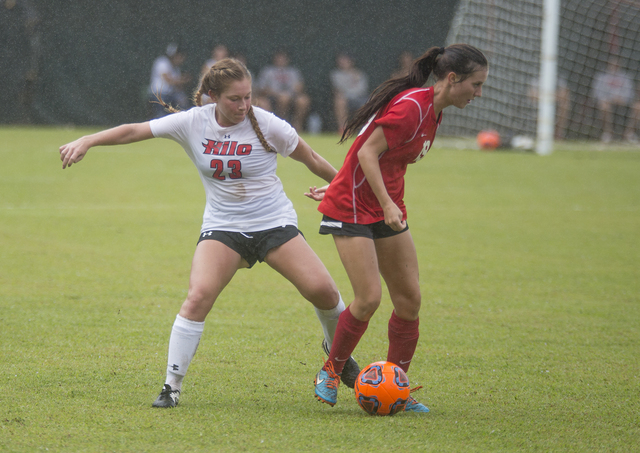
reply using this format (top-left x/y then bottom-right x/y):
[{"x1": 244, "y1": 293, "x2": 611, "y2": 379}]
[{"x1": 319, "y1": 87, "x2": 442, "y2": 224}]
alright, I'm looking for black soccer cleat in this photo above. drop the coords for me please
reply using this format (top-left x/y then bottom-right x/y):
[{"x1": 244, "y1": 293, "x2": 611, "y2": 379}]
[
  {"x1": 152, "y1": 384, "x2": 180, "y2": 408},
  {"x1": 321, "y1": 339, "x2": 360, "y2": 389}
]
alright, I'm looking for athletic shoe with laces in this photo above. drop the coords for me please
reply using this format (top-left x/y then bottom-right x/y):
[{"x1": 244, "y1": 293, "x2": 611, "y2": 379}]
[
  {"x1": 152, "y1": 384, "x2": 180, "y2": 408},
  {"x1": 404, "y1": 386, "x2": 430, "y2": 413},
  {"x1": 314, "y1": 360, "x2": 341, "y2": 406},
  {"x1": 321, "y1": 339, "x2": 360, "y2": 389}
]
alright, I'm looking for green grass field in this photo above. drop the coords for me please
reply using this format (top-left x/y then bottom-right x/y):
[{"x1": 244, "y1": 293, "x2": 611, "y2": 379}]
[{"x1": 1, "y1": 127, "x2": 639, "y2": 452}]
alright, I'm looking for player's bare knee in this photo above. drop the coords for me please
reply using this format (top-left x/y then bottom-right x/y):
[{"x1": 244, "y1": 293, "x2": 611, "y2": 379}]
[
  {"x1": 302, "y1": 280, "x2": 339, "y2": 309},
  {"x1": 353, "y1": 293, "x2": 382, "y2": 318},
  {"x1": 181, "y1": 287, "x2": 215, "y2": 318},
  {"x1": 392, "y1": 295, "x2": 421, "y2": 321}
]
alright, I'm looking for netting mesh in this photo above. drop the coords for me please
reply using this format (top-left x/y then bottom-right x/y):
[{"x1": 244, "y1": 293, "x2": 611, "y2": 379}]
[{"x1": 441, "y1": 0, "x2": 640, "y2": 143}]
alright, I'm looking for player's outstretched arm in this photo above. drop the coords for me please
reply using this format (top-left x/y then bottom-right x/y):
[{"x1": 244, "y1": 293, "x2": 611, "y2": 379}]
[
  {"x1": 289, "y1": 136, "x2": 337, "y2": 184},
  {"x1": 59, "y1": 122, "x2": 154, "y2": 169}
]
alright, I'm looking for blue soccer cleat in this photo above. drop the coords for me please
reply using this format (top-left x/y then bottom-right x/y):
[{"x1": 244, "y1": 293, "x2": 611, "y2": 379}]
[
  {"x1": 404, "y1": 386, "x2": 430, "y2": 413},
  {"x1": 321, "y1": 339, "x2": 360, "y2": 389},
  {"x1": 314, "y1": 361, "x2": 341, "y2": 406}
]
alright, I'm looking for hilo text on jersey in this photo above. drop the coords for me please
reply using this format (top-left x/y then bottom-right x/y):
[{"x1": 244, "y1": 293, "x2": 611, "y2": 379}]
[{"x1": 202, "y1": 139, "x2": 253, "y2": 156}]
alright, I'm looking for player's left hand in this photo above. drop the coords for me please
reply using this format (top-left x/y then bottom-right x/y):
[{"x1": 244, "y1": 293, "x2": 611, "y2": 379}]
[
  {"x1": 383, "y1": 202, "x2": 406, "y2": 231},
  {"x1": 304, "y1": 185, "x2": 328, "y2": 201}
]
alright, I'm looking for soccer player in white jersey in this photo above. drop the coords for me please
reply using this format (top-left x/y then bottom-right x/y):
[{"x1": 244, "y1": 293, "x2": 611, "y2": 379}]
[{"x1": 59, "y1": 58, "x2": 359, "y2": 408}]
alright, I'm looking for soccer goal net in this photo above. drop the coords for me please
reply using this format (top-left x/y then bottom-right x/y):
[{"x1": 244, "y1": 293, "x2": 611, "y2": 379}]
[{"x1": 440, "y1": 0, "x2": 640, "y2": 147}]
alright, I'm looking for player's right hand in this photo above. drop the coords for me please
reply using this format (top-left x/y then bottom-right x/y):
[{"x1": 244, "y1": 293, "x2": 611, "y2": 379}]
[{"x1": 59, "y1": 138, "x2": 89, "y2": 169}]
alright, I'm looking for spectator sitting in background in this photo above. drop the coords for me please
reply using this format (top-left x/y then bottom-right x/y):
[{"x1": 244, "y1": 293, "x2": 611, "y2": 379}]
[
  {"x1": 391, "y1": 50, "x2": 413, "y2": 79},
  {"x1": 624, "y1": 88, "x2": 640, "y2": 144},
  {"x1": 591, "y1": 56, "x2": 635, "y2": 143},
  {"x1": 148, "y1": 43, "x2": 191, "y2": 118},
  {"x1": 255, "y1": 49, "x2": 310, "y2": 132},
  {"x1": 201, "y1": 44, "x2": 229, "y2": 78},
  {"x1": 200, "y1": 44, "x2": 229, "y2": 105},
  {"x1": 330, "y1": 52, "x2": 369, "y2": 135},
  {"x1": 231, "y1": 50, "x2": 248, "y2": 67},
  {"x1": 527, "y1": 76, "x2": 571, "y2": 140}
]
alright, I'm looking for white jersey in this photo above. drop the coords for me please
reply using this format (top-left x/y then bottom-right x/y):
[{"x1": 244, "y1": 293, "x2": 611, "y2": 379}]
[{"x1": 149, "y1": 105, "x2": 300, "y2": 232}]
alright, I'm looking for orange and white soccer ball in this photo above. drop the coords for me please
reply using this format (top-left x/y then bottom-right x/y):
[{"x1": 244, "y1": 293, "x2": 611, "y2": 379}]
[
  {"x1": 476, "y1": 130, "x2": 501, "y2": 150},
  {"x1": 354, "y1": 361, "x2": 410, "y2": 416}
]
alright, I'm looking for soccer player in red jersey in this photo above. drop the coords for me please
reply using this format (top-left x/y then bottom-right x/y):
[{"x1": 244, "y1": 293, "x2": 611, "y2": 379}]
[{"x1": 308, "y1": 44, "x2": 488, "y2": 411}]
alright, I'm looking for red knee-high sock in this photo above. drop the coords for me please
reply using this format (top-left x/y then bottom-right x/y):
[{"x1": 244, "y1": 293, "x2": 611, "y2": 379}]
[
  {"x1": 327, "y1": 306, "x2": 368, "y2": 375},
  {"x1": 387, "y1": 311, "x2": 420, "y2": 373}
]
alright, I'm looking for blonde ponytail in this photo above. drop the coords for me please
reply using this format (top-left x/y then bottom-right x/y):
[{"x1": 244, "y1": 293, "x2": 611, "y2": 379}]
[{"x1": 247, "y1": 107, "x2": 275, "y2": 153}]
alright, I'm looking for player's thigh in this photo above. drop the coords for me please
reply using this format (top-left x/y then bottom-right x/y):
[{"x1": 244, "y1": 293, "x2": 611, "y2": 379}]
[
  {"x1": 374, "y1": 230, "x2": 421, "y2": 320},
  {"x1": 333, "y1": 235, "x2": 383, "y2": 320},
  {"x1": 264, "y1": 234, "x2": 338, "y2": 309},
  {"x1": 181, "y1": 240, "x2": 244, "y2": 320}
]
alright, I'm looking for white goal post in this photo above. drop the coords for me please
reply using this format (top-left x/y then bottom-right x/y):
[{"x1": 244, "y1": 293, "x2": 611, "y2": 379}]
[{"x1": 536, "y1": 0, "x2": 561, "y2": 155}]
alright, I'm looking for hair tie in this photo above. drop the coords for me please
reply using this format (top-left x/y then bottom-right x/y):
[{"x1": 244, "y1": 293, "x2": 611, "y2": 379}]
[{"x1": 439, "y1": 46, "x2": 446, "y2": 55}]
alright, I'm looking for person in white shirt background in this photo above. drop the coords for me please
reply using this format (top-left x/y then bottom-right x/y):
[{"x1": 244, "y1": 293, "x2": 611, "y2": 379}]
[{"x1": 592, "y1": 56, "x2": 638, "y2": 143}]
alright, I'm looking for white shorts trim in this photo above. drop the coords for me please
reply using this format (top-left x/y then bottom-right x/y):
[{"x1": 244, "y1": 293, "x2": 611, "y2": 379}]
[{"x1": 320, "y1": 220, "x2": 343, "y2": 228}]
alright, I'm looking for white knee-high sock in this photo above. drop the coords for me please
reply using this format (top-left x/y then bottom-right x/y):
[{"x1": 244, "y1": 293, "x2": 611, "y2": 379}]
[
  {"x1": 165, "y1": 314, "x2": 205, "y2": 391},
  {"x1": 314, "y1": 294, "x2": 346, "y2": 349}
]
